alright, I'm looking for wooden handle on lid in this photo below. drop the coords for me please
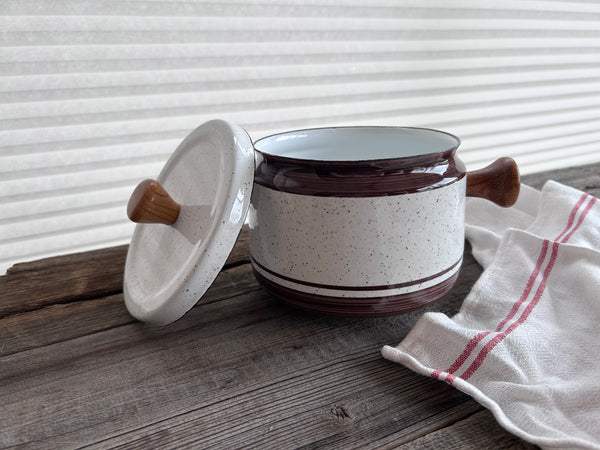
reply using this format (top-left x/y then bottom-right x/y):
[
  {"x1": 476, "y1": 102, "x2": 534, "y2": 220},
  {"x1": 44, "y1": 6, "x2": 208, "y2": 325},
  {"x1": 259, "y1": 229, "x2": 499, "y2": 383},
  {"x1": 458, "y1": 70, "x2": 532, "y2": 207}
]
[
  {"x1": 466, "y1": 157, "x2": 520, "y2": 207},
  {"x1": 127, "y1": 179, "x2": 181, "y2": 225}
]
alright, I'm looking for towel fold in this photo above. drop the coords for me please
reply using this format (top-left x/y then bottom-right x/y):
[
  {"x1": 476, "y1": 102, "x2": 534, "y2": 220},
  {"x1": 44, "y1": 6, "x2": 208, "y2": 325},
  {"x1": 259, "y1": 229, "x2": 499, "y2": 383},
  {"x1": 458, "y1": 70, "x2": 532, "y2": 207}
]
[{"x1": 382, "y1": 181, "x2": 600, "y2": 449}]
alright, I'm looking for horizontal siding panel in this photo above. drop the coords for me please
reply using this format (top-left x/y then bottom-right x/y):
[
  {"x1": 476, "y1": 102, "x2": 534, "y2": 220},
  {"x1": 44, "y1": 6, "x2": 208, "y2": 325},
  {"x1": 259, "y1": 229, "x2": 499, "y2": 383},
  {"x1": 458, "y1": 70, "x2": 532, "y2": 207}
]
[
  {"x1": 4, "y1": 54, "x2": 600, "y2": 98},
  {"x1": 2, "y1": 1, "x2": 600, "y2": 272},
  {"x1": 4, "y1": 82, "x2": 600, "y2": 149},
  {"x1": 0, "y1": 139, "x2": 177, "y2": 174},
  {"x1": 4, "y1": 69, "x2": 600, "y2": 123},
  {"x1": 0, "y1": 161, "x2": 164, "y2": 198},
  {"x1": 6, "y1": 52, "x2": 599, "y2": 77},
  {"x1": 4, "y1": 94, "x2": 600, "y2": 168},
  {"x1": 2, "y1": 0, "x2": 600, "y2": 14},
  {"x1": 3, "y1": 39, "x2": 600, "y2": 65},
  {"x1": 517, "y1": 142, "x2": 600, "y2": 167},
  {"x1": 6, "y1": 0, "x2": 600, "y2": 16},
  {"x1": 0, "y1": 185, "x2": 136, "y2": 222},
  {"x1": 461, "y1": 128, "x2": 600, "y2": 164},
  {"x1": 4, "y1": 16, "x2": 600, "y2": 35},
  {"x1": 0, "y1": 205, "x2": 128, "y2": 243}
]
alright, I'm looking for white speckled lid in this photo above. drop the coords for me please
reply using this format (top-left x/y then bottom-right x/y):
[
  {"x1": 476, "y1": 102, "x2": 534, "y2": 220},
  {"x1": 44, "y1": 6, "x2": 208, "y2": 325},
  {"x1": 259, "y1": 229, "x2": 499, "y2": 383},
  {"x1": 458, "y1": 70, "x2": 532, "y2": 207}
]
[{"x1": 123, "y1": 120, "x2": 255, "y2": 325}]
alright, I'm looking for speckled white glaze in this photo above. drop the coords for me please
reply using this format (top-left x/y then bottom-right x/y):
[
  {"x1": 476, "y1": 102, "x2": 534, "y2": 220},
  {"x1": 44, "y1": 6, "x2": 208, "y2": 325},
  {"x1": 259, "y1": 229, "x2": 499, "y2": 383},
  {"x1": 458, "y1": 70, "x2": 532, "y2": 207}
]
[
  {"x1": 124, "y1": 120, "x2": 255, "y2": 325},
  {"x1": 248, "y1": 177, "x2": 466, "y2": 298}
]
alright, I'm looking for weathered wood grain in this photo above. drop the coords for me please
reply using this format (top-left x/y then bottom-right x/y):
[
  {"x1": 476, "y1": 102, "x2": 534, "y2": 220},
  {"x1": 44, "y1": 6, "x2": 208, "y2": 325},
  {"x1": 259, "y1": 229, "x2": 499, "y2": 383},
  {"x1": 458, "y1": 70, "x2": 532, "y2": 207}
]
[
  {"x1": 0, "y1": 287, "x2": 478, "y2": 449},
  {"x1": 522, "y1": 163, "x2": 600, "y2": 196},
  {"x1": 0, "y1": 293, "x2": 131, "y2": 358},
  {"x1": 0, "y1": 263, "x2": 260, "y2": 357},
  {"x1": 0, "y1": 226, "x2": 250, "y2": 318},
  {"x1": 0, "y1": 244, "x2": 127, "y2": 317},
  {"x1": 398, "y1": 409, "x2": 539, "y2": 449},
  {"x1": 6, "y1": 244, "x2": 128, "y2": 276}
]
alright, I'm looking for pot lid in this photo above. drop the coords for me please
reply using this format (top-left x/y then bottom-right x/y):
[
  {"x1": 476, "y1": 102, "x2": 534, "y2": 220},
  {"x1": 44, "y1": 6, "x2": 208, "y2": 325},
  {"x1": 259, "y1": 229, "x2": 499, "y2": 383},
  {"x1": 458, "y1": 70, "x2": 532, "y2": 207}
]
[{"x1": 123, "y1": 119, "x2": 255, "y2": 325}]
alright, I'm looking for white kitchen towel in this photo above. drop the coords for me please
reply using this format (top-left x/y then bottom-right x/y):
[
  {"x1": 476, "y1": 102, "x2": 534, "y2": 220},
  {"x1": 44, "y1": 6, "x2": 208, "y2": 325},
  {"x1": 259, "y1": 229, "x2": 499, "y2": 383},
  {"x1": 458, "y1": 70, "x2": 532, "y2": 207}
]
[{"x1": 382, "y1": 181, "x2": 600, "y2": 449}]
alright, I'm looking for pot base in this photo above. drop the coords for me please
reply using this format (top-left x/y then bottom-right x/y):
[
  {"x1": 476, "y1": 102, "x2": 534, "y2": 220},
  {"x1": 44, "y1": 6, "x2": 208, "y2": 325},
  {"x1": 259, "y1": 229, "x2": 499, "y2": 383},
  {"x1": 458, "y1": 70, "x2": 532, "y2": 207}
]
[{"x1": 252, "y1": 268, "x2": 459, "y2": 318}]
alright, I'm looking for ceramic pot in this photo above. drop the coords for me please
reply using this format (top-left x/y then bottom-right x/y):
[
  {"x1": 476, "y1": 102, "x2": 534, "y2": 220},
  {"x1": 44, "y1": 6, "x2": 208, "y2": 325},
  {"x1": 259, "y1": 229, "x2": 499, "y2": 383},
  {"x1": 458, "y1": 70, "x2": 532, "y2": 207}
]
[
  {"x1": 248, "y1": 127, "x2": 518, "y2": 317},
  {"x1": 125, "y1": 120, "x2": 519, "y2": 324}
]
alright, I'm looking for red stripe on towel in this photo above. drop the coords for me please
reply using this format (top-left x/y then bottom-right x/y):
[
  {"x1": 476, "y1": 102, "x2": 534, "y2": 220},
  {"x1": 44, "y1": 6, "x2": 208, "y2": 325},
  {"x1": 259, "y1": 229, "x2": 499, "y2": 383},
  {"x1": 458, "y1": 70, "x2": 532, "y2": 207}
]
[
  {"x1": 459, "y1": 240, "x2": 559, "y2": 380},
  {"x1": 433, "y1": 192, "x2": 594, "y2": 384},
  {"x1": 554, "y1": 193, "x2": 589, "y2": 243},
  {"x1": 446, "y1": 331, "x2": 491, "y2": 374},
  {"x1": 433, "y1": 331, "x2": 490, "y2": 379},
  {"x1": 495, "y1": 240, "x2": 550, "y2": 333},
  {"x1": 495, "y1": 192, "x2": 589, "y2": 333},
  {"x1": 458, "y1": 194, "x2": 595, "y2": 381},
  {"x1": 560, "y1": 196, "x2": 596, "y2": 243}
]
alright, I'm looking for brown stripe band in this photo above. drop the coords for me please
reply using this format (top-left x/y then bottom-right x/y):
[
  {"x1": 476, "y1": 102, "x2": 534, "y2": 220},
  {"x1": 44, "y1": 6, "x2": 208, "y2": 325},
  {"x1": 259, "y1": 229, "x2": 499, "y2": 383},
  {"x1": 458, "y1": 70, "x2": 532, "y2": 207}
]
[
  {"x1": 254, "y1": 148, "x2": 465, "y2": 198},
  {"x1": 251, "y1": 257, "x2": 462, "y2": 292},
  {"x1": 253, "y1": 268, "x2": 460, "y2": 317}
]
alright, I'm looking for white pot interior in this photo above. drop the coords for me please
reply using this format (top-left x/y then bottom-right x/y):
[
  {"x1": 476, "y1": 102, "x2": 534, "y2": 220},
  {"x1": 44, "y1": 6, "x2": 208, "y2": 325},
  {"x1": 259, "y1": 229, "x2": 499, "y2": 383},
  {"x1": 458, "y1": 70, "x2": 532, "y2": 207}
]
[{"x1": 253, "y1": 127, "x2": 460, "y2": 162}]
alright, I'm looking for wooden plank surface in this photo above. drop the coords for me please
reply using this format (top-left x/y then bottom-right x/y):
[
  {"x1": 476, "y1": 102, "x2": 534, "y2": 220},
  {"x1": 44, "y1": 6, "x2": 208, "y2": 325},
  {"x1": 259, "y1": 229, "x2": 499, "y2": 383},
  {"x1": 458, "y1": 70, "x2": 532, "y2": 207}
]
[
  {"x1": 400, "y1": 410, "x2": 538, "y2": 449},
  {"x1": 0, "y1": 163, "x2": 598, "y2": 449}
]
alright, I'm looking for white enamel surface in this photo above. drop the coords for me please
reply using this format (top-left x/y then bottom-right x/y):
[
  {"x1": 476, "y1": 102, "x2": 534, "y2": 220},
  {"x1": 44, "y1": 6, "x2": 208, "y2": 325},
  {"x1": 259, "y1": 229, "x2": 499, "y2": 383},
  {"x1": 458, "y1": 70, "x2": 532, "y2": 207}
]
[
  {"x1": 248, "y1": 178, "x2": 466, "y2": 296},
  {"x1": 254, "y1": 127, "x2": 459, "y2": 161},
  {"x1": 124, "y1": 120, "x2": 254, "y2": 325}
]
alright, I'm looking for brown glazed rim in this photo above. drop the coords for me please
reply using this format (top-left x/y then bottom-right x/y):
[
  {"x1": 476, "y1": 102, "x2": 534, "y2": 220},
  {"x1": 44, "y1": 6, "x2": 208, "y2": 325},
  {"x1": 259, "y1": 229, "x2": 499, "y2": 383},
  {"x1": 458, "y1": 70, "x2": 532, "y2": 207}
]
[
  {"x1": 253, "y1": 268, "x2": 459, "y2": 317},
  {"x1": 253, "y1": 126, "x2": 465, "y2": 197}
]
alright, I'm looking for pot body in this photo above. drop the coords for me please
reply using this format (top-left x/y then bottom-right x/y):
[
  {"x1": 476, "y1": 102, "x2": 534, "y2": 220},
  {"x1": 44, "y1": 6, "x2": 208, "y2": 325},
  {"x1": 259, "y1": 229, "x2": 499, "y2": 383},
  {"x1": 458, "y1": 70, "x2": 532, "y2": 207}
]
[{"x1": 248, "y1": 127, "x2": 466, "y2": 317}]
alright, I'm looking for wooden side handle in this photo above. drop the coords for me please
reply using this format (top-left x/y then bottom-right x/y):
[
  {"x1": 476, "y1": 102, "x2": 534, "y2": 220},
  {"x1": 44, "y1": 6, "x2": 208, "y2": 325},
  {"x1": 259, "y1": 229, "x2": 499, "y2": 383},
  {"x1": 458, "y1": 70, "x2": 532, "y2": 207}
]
[
  {"x1": 466, "y1": 157, "x2": 520, "y2": 207},
  {"x1": 127, "y1": 179, "x2": 181, "y2": 225}
]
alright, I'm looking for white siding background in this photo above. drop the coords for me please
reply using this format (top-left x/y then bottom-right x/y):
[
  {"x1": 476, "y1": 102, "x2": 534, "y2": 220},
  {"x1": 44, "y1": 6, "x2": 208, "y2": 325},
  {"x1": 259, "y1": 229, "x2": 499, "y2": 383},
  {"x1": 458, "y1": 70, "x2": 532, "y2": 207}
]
[{"x1": 2, "y1": 0, "x2": 600, "y2": 273}]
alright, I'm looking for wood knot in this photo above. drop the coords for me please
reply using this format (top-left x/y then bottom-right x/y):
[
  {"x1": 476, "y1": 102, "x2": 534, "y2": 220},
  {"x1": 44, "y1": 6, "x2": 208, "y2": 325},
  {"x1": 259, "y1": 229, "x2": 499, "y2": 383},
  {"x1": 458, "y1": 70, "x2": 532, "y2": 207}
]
[{"x1": 331, "y1": 405, "x2": 351, "y2": 420}]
